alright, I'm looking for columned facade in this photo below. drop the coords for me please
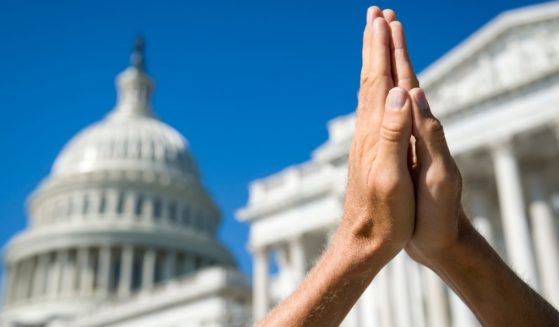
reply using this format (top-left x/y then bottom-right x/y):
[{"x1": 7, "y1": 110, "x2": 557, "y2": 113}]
[{"x1": 238, "y1": 3, "x2": 559, "y2": 326}]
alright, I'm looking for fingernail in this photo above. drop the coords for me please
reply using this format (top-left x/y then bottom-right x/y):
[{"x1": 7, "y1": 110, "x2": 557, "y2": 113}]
[
  {"x1": 413, "y1": 89, "x2": 431, "y2": 114},
  {"x1": 367, "y1": 7, "x2": 374, "y2": 23},
  {"x1": 373, "y1": 17, "x2": 383, "y2": 32},
  {"x1": 388, "y1": 88, "x2": 406, "y2": 111}
]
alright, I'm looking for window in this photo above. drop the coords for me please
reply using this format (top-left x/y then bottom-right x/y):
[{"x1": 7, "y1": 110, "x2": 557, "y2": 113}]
[
  {"x1": 99, "y1": 192, "x2": 106, "y2": 214},
  {"x1": 168, "y1": 201, "x2": 177, "y2": 224},
  {"x1": 67, "y1": 197, "x2": 74, "y2": 217},
  {"x1": 153, "y1": 197, "x2": 162, "y2": 220},
  {"x1": 135, "y1": 194, "x2": 144, "y2": 217},
  {"x1": 82, "y1": 195, "x2": 90, "y2": 215},
  {"x1": 181, "y1": 206, "x2": 190, "y2": 226},
  {"x1": 116, "y1": 191, "x2": 125, "y2": 215}
]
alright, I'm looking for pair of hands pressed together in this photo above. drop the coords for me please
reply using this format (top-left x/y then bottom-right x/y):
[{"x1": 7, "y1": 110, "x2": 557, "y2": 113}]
[
  {"x1": 342, "y1": 6, "x2": 463, "y2": 272},
  {"x1": 258, "y1": 6, "x2": 559, "y2": 327}
]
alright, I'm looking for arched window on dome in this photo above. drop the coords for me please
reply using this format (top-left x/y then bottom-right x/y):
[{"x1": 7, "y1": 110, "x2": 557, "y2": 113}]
[
  {"x1": 98, "y1": 192, "x2": 107, "y2": 215},
  {"x1": 82, "y1": 194, "x2": 90, "y2": 216},
  {"x1": 67, "y1": 196, "x2": 74, "y2": 218},
  {"x1": 164, "y1": 147, "x2": 174, "y2": 165},
  {"x1": 168, "y1": 201, "x2": 177, "y2": 224},
  {"x1": 116, "y1": 191, "x2": 125, "y2": 215},
  {"x1": 154, "y1": 143, "x2": 165, "y2": 162},
  {"x1": 108, "y1": 139, "x2": 116, "y2": 158},
  {"x1": 135, "y1": 194, "x2": 144, "y2": 217},
  {"x1": 181, "y1": 205, "x2": 190, "y2": 227},
  {"x1": 147, "y1": 141, "x2": 156, "y2": 161},
  {"x1": 135, "y1": 139, "x2": 143, "y2": 159},
  {"x1": 122, "y1": 139, "x2": 129, "y2": 158},
  {"x1": 194, "y1": 210, "x2": 204, "y2": 230},
  {"x1": 153, "y1": 197, "x2": 162, "y2": 221}
]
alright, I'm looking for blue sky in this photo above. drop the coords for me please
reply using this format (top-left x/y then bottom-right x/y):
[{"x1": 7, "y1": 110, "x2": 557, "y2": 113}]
[{"x1": 0, "y1": 0, "x2": 549, "y2": 278}]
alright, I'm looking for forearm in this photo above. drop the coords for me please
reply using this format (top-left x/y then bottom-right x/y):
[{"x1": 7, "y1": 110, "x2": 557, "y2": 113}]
[
  {"x1": 431, "y1": 221, "x2": 559, "y2": 326},
  {"x1": 255, "y1": 232, "x2": 389, "y2": 327}
]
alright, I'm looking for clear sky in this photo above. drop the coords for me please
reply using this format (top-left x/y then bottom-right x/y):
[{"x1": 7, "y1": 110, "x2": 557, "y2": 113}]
[{"x1": 0, "y1": 0, "x2": 549, "y2": 279}]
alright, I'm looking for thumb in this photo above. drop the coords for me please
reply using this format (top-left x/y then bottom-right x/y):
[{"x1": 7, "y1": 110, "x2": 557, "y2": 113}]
[
  {"x1": 409, "y1": 88, "x2": 452, "y2": 166},
  {"x1": 377, "y1": 87, "x2": 413, "y2": 166}
]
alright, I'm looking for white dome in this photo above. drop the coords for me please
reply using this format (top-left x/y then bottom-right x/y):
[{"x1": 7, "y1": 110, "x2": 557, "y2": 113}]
[{"x1": 53, "y1": 115, "x2": 198, "y2": 178}]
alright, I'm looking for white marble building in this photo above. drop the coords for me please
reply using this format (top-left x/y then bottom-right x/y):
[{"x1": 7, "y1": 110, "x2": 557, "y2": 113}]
[
  {"x1": 0, "y1": 41, "x2": 251, "y2": 327},
  {"x1": 238, "y1": 2, "x2": 559, "y2": 326}
]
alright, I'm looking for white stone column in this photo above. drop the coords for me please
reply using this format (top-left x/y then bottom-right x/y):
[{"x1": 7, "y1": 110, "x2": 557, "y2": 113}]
[
  {"x1": 469, "y1": 187, "x2": 495, "y2": 245},
  {"x1": 423, "y1": 268, "x2": 449, "y2": 327},
  {"x1": 289, "y1": 235, "x2": 306, "y2": 285},
  {"x1": 118, "y1": 246, "x2": 134, "y2": 297},
  {"x1": 3, "y1": 263, "x2": 16, "y2": 305},
  {"x1": 142, "y1": 248, "x2": 156, "y2": 290},
  {"x1": 96, "y1": 246, "x2": 111, "y2": 296},
  {"x1": 253, "y1": 247, "x2": 269, "y2": 322},
  {"x1": 391, "y1": 252, "x2": 413, "y2": 327},
  {"x1": 342, "y1": 305, "x2": 360, "y2": 327},
  {"x1": 492, "y1": 141, "x2": 538, "y2": 287},
  {"x1": 14, "y1": 261, "x2": 28, "y2": 303},
  {"x1": 78, "y1": 248, "x2": 93, "y2": 296},
  {"x1": 527, "y1": 171, "x2": 559, "y2": 307},
  {"x1": 359, "y1": 282, "x2": 378, "y2": 327},
  {"x1": 32, "y1": 255, "x2": 48, "y2": 299},
  {"x1": 376, "y1": 267, "x2": 393, "y2": 327},
  {"x1": 48, "y1": 251, "x2": 65, "y2": 298},
  {"x1": 61, "y1": 252, "x2": 77, "y2": 297},
  {"x1": 162, "y1": 250, "x2": 176, "y2": 281},
  {"x1": 23, "y1": 259, "x2": 36, "y2": 301},
  {"x1": 449, "y1": 292, "x2": 478, "y2": 327},
  {"x1": 448, "y1": 186, "x2": 488, "y2": 327},
  {"x1": 408, "y1": 260, "x2": 426, "y2": 327}
]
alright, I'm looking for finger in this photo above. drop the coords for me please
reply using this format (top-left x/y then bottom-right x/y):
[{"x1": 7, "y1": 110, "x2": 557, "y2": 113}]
[
  {"x1": 409, "y1": 88, "x2": 452, "y2": 165},
  {"x1": 362, "y1": 6, "x2": 383, "y2": 76},
  {"x1": 372, "y1": 17, "x2": 392, "y2": 79},
  {"x1": 383, "y1": 9, "x2": 396, "y2": 23},
  {"x1": 407, "y1": 135, "x2": 418, "y2": 171},
  {"x1": 377, "y1": 87, "x2": 413, "y2": 165},
  {"x1": 390, "y1": 21, "x2": 419, "y2": 90}
]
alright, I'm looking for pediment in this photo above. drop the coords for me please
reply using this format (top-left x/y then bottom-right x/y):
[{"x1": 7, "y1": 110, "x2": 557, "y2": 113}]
[{"x1": 420, "y1": 2, "x2": 559, "y2": 117}]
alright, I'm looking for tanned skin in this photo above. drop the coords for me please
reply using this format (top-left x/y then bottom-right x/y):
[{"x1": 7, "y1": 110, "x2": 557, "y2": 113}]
[{"x1": 255, "y1": 6, "x2": 559, "y2": 327}]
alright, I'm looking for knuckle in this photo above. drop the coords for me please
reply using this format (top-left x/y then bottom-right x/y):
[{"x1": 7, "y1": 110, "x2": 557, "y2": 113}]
[
  {"x1": 360, "y1": 73, "x2": 383, "y2": 90},
  {"x1": 425, "y1": 117, "x2": 444, "y2": 135},
  {"x1": 380, "y1": 120, "x2": 405, "y2": 143},
  {"x1": 374, "y1": 172, "x2": 402, "y2": 199},
  {"x1": 426, "y1": 164, "x2": 460, "y2": 191}
]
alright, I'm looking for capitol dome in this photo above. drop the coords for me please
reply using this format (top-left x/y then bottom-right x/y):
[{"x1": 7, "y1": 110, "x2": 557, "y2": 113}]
[
  {"x1": 52, "y1": 112, "x2": 199, "y2": 178},
  {"x1": 1, "y1": 39, "x2": 236, "y2": 325}
]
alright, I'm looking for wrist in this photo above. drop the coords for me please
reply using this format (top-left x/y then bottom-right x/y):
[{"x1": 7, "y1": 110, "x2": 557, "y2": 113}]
[
  {"x1": 330, "y1": 222, "x2": 395, "y2": 277},
  {"x1": 428, "y1": 218, "x2": 480, "y2": 273}
]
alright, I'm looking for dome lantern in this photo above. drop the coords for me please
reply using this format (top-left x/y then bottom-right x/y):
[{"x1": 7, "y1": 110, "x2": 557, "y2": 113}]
[{"x1": 110, "y1": 37, "x2": 155, "y2": 120}]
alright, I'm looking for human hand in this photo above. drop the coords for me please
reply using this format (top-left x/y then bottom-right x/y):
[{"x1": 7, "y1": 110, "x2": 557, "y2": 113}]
[
  {"x1": 370, "y1": 6, "x2": 471, "y2": 267},
  {"x1": 403, "y1": 88, "x2": 471, "y2": 267},
  {"x1": 337, "y1": 7, "x2": 415, "y2": 269}
]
